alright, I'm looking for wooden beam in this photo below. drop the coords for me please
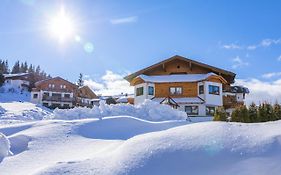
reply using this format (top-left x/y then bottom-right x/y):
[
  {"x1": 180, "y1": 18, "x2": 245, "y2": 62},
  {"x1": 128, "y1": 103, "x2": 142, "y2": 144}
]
[
  {"x1": 189, "y1": 62, "x2": 192, "y2": 71},
  {"x1": 162, "y1": 63, "x2": 166, "y2": 72}
]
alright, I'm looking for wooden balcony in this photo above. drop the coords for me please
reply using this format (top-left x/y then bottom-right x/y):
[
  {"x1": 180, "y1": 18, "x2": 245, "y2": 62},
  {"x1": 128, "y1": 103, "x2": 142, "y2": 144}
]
[
  {"x1": 42, "y1": 96, "x2": 75, "y2": 103},
  {"x1": 223, "y1": 95, "x2": 244, "y2": 109}
]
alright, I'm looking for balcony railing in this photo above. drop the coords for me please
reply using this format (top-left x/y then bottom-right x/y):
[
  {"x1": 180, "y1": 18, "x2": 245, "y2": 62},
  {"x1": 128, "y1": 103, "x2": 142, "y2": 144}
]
[
  {"x1": 223, "y1": 95, "x2": 244, "y2": 109},
  {"x1": 42, "y1": 96, "x2": 75, "y2": 103}
]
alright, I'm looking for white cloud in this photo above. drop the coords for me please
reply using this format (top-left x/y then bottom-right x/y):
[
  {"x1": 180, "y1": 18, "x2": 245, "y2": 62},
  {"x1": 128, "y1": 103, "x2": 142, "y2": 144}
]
[
  {"x1": 231, "y1": 56, "x2": 249, "y2": 69},
  {"x1": 110, "y1": 16, "x2": 138, "y2": 24},
  {"x1": 222, "y1": 43, "x2": 241, "y2": 49},
  {"x1": 262, "y1": 72, "x2": 281, "y2": 79},
  {"x1": 246, "y1": 45, "x2": 257, "y2": 50},
  {"x1": 84, "y1": 70, "x2": 133, "y2": 96},
  {"x1": 236, "y1": 78, "x2": 281, "y2": 105},
  {"x1": 277, "y1": 55, "x2": 281, "y2": 61}
]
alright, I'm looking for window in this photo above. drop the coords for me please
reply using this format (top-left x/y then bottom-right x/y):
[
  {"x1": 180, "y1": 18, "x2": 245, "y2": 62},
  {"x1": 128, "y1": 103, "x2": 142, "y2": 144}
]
[
  {"x1": 148, "y1": 86, "x2": 154, "y2": 95},
  {"x1": 209, "y1": 85, "x2": 220, "y2": 95},
  {"x1": 43, "y1": 92, "x2": 49, "y2": 97},
  {"x1": 33, "y1": 93, "x2": 38, "y2": 99},
  {"x1": 64, "y1": 94, "x2": 70, "y2": 98},
  {"x1": 48, "y1": 84, "x2": 52, "y2": 88},
  {"x1": 63, "y1": 85, "x2": 66, "y2": 89},
  {"x1": 170, "y1": 87, "x2": 182, "y2": 95},
  {"x1": 185, "y1": 106, "x2": 199, "y2": 115},
  {"x1": 60, "y1": 85, "x2": 63, "y2": 89},
  {"x1": 52, "y1": 84, "x2": 55, "y2": 88},
  {"x1": 199, "y1": 85, "x2": 204, "y2": 94},
  {"x1": 136, "y1": 87, "x2": 144, "y2": 96},
  {"x1": 206, "y1": 106, "x2": 216, "y2": 116}
]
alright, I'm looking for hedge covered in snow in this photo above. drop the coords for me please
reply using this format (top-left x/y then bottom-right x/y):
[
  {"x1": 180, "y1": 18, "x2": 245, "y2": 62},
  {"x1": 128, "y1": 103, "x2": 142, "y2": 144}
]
[{"x1": 51, "y1": 100, "x2": 187, "y2": 121}]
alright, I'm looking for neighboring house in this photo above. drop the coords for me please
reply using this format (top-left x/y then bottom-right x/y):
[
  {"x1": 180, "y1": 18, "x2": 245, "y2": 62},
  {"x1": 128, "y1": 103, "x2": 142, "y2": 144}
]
[
  {"x1": 31, "y1": 77, "x2": 98, "y2": 109},
  {"x1": 124, "y1": 55, "x2": 249, "y2": 116},
  {"x1": 3, "y1": 73, "x2": 31, "y2": 92},
  {"x1": 76, "y1": 86, "x2": 98, "y2": 107}
]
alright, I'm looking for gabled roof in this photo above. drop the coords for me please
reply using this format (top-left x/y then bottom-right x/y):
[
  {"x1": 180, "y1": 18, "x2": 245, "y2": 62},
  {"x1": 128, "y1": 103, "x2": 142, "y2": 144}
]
[
  {"x1": 124, "y1": 55, "x2": 236, "y2": 83},
  {"x1": 35, "y1": 76, "x2": 78, "y2": 88},
  {"x1": 78, "y1": 85, "x2": 98, "y2": 99}
]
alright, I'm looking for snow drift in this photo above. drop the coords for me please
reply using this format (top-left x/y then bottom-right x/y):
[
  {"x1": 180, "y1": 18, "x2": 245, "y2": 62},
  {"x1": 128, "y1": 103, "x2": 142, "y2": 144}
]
[
  {"x1": 0, "y1": 133, "x2": 10, "y2": 162},
  {"x1": 38, "y1": 121, "x2": 281, "y2": 175},
  {"x1": 52, "y1": 100, "x2": 187, "y2": 121}
]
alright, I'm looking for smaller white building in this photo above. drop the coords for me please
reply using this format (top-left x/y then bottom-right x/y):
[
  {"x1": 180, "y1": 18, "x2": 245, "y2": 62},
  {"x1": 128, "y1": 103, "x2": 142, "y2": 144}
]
[{"x1": 3, "y1": 73, "x2": 31, "y2": 92}]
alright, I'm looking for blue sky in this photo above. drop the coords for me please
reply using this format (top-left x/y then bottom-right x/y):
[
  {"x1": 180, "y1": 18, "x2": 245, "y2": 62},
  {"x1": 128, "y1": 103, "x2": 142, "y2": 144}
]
[{"x1": 1, "y1": 0, "x2": 281, "y2": 101}]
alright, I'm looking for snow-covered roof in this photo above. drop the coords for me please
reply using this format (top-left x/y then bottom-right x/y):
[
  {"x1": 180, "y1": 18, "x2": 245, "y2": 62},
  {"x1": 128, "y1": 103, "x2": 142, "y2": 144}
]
[
  {"x1": 138, "y1": 73, "x2": 217, "y2": 83},
  {"x1": 152, "y1": 97, "x2": 204, "y2": 104},
  {"x1": 3, "y1": 73, "x2": 29, "y2": 78},
  {"x1": 116, "y1": 97, "x2": 129, "y2": 103}
]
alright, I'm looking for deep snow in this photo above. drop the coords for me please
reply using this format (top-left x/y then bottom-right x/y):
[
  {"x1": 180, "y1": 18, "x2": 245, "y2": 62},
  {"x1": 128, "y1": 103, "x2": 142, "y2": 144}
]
[{"x1": 0, "y1": 116, "x2": 281, "y2": 175}]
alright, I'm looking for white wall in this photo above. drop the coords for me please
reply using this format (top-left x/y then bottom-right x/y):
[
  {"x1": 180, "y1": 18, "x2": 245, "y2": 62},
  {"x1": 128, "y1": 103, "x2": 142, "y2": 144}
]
[
  {"x1": 204, "y1": 81, "x2": 223, "y2": 106},
  {"x1": 134, "y1": 83, "x2": 155, "y2": 105}
]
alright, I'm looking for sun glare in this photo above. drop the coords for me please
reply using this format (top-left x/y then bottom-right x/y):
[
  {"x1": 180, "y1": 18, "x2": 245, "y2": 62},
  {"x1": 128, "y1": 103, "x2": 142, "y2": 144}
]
[{"x1": 48, "y1": 7, "x2": 75, "y2": 43}]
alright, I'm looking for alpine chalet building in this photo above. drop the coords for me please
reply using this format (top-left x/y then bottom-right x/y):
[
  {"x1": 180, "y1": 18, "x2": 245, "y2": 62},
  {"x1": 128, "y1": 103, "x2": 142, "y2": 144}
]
[{"x1": 125, "y1": 55, "x2": 249, "y2": 116}]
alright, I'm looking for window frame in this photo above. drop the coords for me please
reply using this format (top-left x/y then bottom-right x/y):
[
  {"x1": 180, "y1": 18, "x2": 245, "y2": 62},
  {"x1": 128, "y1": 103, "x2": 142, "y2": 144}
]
[
  {"x1": 136, "y1": 87, "x2": 144, "y2": 96},
  {"x1": 33, "y1": 93, "x2": 38, "y2": 99},
  {"x1": 206, "y1": 106, "x2": 216, "y2": 116},
  {"x1": 169, "y1": 87, "x2": 183, "y2": 95},
  {"x1": 185, "y1": 106, "x2": 199, "y2": 115},
  {"x1": 208, "y1": 85, "x2": 220, "y2": 95},
  {"x1": 148, "y1": 86, "x2": 154, "y2": 96},
  {"x1": 199, "y1": 85, "x2": 204, "y2": 94}
]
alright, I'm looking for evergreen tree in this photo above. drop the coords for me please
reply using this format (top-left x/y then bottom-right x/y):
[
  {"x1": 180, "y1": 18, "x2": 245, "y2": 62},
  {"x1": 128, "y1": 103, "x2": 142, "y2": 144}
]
[
  {"x1": 28, "y1": 64, "x2": 34, "y2": 73},
  {"x1": 4, "y1": 60, "x2": 9, "y2": 73},
  {"x1": 77, "y1": 73, "x2": 84, "y2": 87},
  {"x1": 273, "y1": 103, "x2": 281, "y2": 121},
  {"x1": 248, "y1": 102, "x2": 258, "y2": 122},
  {"x1": 231, "y1": 107, "x2": 240, "y2": 122},
  {"x1": 0, "y1": 73, "x2": 4, "y2": 86},
  {"x1": 213, "y1": 107, "x2": 227, "y2": 121},
  {"x1": 35, "y1": 65, "x2": 41, "y2": 75},
  {"x1": 240, "y1": 105, "x2": 250, "y2": 123},
  {"x1": 11, "y1": 61, "x2": 20, "y2": 74}
]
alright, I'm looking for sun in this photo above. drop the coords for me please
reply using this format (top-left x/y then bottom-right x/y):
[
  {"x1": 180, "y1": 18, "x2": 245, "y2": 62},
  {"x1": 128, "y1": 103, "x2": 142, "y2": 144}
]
[{"x1": 48, "y1": 7, "x2": 75, "y2": 43}]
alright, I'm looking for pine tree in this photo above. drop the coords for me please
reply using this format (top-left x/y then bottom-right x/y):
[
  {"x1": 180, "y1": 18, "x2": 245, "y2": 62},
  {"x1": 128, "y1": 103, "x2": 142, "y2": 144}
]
[
  {"x1": 28, "y1": 64, "x2": 34, "y2": 73},
  {"x1": 248, "y1": 102, "x2": 258, "y2": 122},
  {"x1": 213, "y1": 107, "x2": 227, "y2": 121},
  {"x1": 240, "y1": 105, "x2": 250, "y2": 123},
  {"x1": 0, "y1": 73, "x2": 4, "y2": 86},
  {"x1": 231, "y1": 107, "x2": 240, "y2": 122},
  {"x1": 4, "y1": 60, "x2": 9, "y2": 73},
  {"x1": 35, "y1": 65, "x2": 41, "y2": 75},
  {"x1": 273, "y1": 103, "x2": 281, "y2": 120},
  {"x1": 11, "y1": 61, "x2": 20, "y2": 74},
  {"x1": 77, "y1": 73, "x2": 84, "y2": 87}
]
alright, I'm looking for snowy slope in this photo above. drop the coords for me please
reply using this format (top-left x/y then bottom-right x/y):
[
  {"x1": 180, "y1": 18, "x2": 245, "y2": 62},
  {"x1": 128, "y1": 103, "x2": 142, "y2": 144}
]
[
  {"x1": 0, "y1": 117, "x2": 281, "y2": 175},
  {"x1": 0, "y1": 102, "x2": 51, "y2": 121}
]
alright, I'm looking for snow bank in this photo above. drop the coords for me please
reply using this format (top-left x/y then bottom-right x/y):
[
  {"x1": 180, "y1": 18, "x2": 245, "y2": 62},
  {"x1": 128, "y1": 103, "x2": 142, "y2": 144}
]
[
  {"x1": 37, "y1": 121, "x2": 281, "y2": 175},
  {"x1": 52, "y1": 100, "x2": 187, "y2": 121},
  {"x1": 0, "y1": 133, "x2": 10, "y2": 161},
  {"x1": 0, "y1": 102, "x2": 51, "y2": 121}
]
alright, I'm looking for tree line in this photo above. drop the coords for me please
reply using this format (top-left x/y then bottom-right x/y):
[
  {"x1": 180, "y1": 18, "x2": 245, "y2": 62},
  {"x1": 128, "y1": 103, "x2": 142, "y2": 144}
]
[
  {"x1": 214, "y1": 102, "x2": 281, "y2": 123},
  {"x1": 0, "y1": 59, "x2": 51, "y2": 88}
]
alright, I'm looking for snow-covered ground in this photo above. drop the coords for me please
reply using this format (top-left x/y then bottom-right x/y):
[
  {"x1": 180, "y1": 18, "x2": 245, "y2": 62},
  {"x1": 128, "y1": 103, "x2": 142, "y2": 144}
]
[
  {"x1": 0, "y1": 117, "x2": 280, "y2": 175},
  {"x1": 0, "y1": 93, "x2": 281, "y2": 175}
]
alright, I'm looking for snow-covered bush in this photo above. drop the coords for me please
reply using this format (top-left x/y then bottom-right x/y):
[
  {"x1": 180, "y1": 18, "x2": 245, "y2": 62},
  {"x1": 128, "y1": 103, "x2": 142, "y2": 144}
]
[
  {"x1": 0, "y1": 132, "x2": 11, "y2": 159},
  {"x1": 52, "y1": 100, "x2": 186, "y2": 121}
]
